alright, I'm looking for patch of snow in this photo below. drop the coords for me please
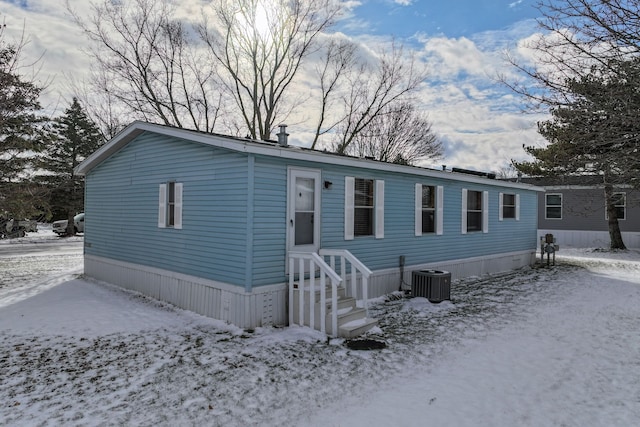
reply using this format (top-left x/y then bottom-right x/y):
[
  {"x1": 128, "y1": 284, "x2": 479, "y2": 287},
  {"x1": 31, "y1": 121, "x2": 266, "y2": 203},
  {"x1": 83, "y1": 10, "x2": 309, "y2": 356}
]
[{"x1": 1, "y1": 240, "x2": 640, "y2": 426}]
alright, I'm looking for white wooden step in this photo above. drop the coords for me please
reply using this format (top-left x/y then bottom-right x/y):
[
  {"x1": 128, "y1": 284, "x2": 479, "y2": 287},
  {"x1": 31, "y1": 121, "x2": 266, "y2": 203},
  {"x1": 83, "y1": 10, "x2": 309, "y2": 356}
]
[
  {"x1": 323, "y1": 306, "x2": 366, "y2": 332},
  {"x1": 327, "y1": 296, "x2": 356, "y2": 311}
]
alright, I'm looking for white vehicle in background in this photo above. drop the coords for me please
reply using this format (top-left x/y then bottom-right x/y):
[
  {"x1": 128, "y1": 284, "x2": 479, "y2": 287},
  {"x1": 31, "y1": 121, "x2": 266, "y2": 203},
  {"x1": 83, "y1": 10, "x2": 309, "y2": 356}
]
[
  {"x1": 18, "y1": 219, "x2": 38, "y2": 232},
  {"x1": 52, "y1": 213, "x2": 85, "y2": 236}
]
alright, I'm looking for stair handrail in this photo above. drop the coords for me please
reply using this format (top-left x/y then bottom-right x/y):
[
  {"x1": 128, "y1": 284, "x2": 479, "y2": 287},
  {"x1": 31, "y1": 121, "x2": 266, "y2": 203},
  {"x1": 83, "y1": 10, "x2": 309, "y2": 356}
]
[
  {"x1": 288, "y1": 251, "x2": 342, "y2": 336},
  {"x1": 319, "y1": 249, "x2": 372, "y2": 314}
]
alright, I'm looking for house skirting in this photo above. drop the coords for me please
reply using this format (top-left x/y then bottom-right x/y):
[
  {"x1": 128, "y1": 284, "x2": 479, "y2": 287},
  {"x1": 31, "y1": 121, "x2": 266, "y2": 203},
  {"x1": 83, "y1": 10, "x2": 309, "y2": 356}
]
[
  {"x1": 84, "y1": 254, "x2": 287, "y2": 329},
  {"x1": 356, "y1": 249, "x2": 537, "y2": 299},
  {"x1": 538, "y1": 229, "x2": 640, "y2": 249},
  {"x1": 85, "y1": 250, "x2": 536, "y2": 330}
]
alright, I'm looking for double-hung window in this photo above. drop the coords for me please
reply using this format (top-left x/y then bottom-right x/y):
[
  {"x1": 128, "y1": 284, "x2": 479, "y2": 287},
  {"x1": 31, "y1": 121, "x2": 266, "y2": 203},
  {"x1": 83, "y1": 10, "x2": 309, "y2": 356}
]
[
  {"x1": 354, "y1": 178, "x2": 374, "y2": 236},
  {"x1": 462, "y1": 189, "x2": 488, "y2": 234},
  {"x1": 545, "y1": 194, "x2": 562, "y2": 219},
  {"x1": 415, "y1": 184, "x2": 443, "y2": 236},
  {"x1": 158, "y1": 182, "x2": 183, "y2": 229},
  {"x1": 345, "y1": 177, "x2": 384, "y2": 240},
  {"x1": 606, "y1": 192, "x2": 626, "y2": 220},
  {"x1": 499, "y1": 193, "x2": 520, "y2": 221}
]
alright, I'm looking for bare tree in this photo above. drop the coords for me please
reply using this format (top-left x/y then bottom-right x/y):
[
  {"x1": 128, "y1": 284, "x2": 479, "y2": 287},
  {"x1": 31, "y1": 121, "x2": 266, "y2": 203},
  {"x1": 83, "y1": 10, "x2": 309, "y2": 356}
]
[
  {"x1": 65, "y1": 70, "x2": 127, "y2": 140},
  {"x1": 348, "y1": 102, "x2": 442, "y2": 165},
  {"x1": 331, "y1": 42, "x2": 428, "y2": 155},
  {"x1": 504, "y1": 0, "x2": 640, "y2": 107},
  {"x1": 198, "y1": 0, "x2": 342, "y2": 140},
  {"x1": 69, "y1": 0, "x2": 223, "y2": 133},
  {"x1": 71, "y1": 0, "x2": 436, "y2": 165},
  {"x1": 310, "y1": 37, "x2": 357, "y2": 149}
]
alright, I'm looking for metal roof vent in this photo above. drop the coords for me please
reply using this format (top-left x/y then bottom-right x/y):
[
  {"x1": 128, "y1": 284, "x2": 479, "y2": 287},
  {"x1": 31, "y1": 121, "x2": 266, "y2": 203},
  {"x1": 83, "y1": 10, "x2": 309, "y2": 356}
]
[{"x1": 277, "y1": 124, "x2": 289, "y2": 147}]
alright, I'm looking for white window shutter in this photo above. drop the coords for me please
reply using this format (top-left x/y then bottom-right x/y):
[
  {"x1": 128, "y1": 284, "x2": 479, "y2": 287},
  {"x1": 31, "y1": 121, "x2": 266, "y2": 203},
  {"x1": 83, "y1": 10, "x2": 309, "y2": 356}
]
[
  {"x1": 461, "y1": 188, "x2": 468, "y2": 234},
  {"x1": 498, "y1": 192, "x2": 504, "y2": 221},
  {"x1": 436, "y1": 186, "x2": 444, "y2": 235},
  {"x1": 482, "y1": 190, "x2": 489, "y2": 233},
  {"x1": 158, "y1": 184, "x2": 167, "y2": 228},
  {"x1": 515, "y1": 194, "x2": 520, "y2": 221},
  {"x1": 174, "y1": 183, "x2": 183, "y2": 229},
  {"x1": 375, "y1": 180, "x2": 384, "y2": 239},
  {"x1": 415, "y1": 183, "x2": 422, "y2": 237},
  {"x1": 344, "y1": 177, "x2": 354, "y2": 240}
]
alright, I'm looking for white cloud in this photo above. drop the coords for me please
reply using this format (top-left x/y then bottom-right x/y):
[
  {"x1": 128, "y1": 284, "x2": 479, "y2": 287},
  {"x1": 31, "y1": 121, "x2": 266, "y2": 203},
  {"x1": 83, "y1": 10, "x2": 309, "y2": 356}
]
[
  {"x1": 0, "y1": 0, "x2": 549, "y2": 172},
  {"x1": 413, "y1": 26, "x2": 549, "y2": 172},
  {"x1": 423, "y1": 37, "x2": 488, "y2": 78},
  {"x1": 1, "y1": 1, "x2": 92, "y2": 112}
]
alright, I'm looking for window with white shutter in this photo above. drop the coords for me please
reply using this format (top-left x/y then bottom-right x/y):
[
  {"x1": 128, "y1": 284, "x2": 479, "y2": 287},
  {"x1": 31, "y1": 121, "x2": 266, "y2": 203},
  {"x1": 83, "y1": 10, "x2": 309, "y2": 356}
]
[
  {"x1": 158, "y1": 182, "x2": 183, "y2": 229},
  {"x1": 345, "y1": 177, "x2": 384, "y2": 239},
  {"x1": 415, "y1": 184, "x2": 443, "y2": 236}
]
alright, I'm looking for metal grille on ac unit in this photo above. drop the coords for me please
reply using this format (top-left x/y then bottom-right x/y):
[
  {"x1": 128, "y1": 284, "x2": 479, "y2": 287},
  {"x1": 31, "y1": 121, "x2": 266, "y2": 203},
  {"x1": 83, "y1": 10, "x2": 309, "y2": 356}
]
[{"x1": 411, "y1": 270, "x2": 451, "y2": 303}]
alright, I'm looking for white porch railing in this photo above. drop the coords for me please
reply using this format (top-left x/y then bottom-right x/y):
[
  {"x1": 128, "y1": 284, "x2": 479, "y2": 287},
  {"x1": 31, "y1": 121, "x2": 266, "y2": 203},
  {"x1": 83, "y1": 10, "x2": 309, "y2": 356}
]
[
  {"x1": 319, "y1": 249, "x2": 372, "y2": 314},
  {"x1": 288, "y1": 251, "x2": 342, "y2": 337}
]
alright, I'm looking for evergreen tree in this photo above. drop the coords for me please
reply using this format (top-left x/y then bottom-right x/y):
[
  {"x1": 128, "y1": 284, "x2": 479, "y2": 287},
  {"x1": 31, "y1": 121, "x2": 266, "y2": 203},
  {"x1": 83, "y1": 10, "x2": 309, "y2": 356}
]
[
  {"x1": 515, "y1": 59, "x2": 640, "y2": 250},
  {"x1": 40, "y1": 98, "x2": 104, "y2": 234},
  {"x1": 0, "y1": 25, "x2": 47, "y2": 219}
]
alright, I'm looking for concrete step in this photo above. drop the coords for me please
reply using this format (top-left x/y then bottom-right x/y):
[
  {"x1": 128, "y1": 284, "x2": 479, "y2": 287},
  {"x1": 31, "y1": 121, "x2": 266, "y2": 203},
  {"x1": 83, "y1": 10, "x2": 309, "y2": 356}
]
[{"x1": 339, "y1": 317, "x2": 379, "y2": 339}]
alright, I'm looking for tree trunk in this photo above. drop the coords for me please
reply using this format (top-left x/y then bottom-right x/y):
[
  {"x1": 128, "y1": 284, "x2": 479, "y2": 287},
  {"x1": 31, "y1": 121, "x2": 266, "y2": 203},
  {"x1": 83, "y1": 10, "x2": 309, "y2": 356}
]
[
  {"x1": 603, "y1": 184, "x2": 626, "y2": 250},
  {"x1": 66, "y1": 210, "x2": 76, "y2": 237}
]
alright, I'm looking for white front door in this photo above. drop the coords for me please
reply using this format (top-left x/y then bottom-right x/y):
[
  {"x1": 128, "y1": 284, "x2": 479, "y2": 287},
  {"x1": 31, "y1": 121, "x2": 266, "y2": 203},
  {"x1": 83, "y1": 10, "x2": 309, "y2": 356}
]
[{"x1": 287, "y1": 168, "x2": 321, "y2": 254}]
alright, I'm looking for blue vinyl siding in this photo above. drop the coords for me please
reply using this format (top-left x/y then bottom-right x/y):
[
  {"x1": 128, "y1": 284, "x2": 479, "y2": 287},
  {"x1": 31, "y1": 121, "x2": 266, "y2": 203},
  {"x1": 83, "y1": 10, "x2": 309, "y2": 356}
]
[
  {"x1": 84, "y1": 129, "x2": 538, "y2": 291},
  {"x1": 318, "y1": 166, "x2": 537, "y2": 271},
  {"x1": 84, "y1": 132, "x2": 250, "y2": 286},
  {"x1": 251, "y1": 157, "x2": 288, "y2": 286}
]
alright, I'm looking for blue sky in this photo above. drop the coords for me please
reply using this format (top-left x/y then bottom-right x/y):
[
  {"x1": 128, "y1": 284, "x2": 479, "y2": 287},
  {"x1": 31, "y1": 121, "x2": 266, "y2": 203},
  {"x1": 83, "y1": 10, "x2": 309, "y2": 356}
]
[
  {"x1": 345, "y1": 0, "x2": 539, "y2": 38},
  {"x1": 0, "y1": 0, "x2": 549, "y2": 173},
  {"x1": 330, "y1": 0, "x2": 548, "y2": 171}
]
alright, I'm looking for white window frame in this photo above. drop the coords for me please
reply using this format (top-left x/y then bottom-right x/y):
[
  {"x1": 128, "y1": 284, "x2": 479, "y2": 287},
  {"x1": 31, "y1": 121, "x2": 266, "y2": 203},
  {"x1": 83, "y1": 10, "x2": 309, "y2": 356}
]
[
  {"x1": 462, "y1": 189, "x2": 488, "y2": 234},
  {"x1": 415, "y1": 184, "x2": 443, "y2": 236},
  {"x1": 158, "y1": 182, "x2": 183, "y2": 229},
  {"x1": 345, "y1": 177, "x2": 384, "y2": 240},
  {"x1": 545, "y1": 193, "x2": 562, "y2": 220},
  {"x1": 499, "y1": 192, "x2": 520, "y2": 221},
  {"x1": 605, "y1": 192, "x2": 626, "y2": 221}
]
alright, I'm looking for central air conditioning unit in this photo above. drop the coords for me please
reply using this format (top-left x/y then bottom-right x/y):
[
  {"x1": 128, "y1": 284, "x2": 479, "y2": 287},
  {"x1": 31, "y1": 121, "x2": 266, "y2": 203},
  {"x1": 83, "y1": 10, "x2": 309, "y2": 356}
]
[{"x1": 411, "y1": 270, "x2": 451, "y2": 303}]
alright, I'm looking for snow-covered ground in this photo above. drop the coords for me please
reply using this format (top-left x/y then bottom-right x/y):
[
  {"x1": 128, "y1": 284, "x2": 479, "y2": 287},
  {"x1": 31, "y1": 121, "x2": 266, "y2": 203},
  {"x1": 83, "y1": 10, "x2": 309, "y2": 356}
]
[{"x1": 1, "y1": 229, "x2": 639, "y2": 426}]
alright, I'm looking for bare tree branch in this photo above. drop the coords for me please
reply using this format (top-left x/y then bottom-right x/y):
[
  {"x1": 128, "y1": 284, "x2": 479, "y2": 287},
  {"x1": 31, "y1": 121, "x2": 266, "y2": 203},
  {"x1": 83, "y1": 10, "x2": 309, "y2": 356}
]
[
  {"x1": 332, "y1": 41, "x2": 428, "y2": 154},
  {"x1": 68, "y1": 0, "x2": 223, "y2": 132},
  {"x1": 310, "y1": 37, "x2": 357, "y2": 149},
  {"x1": 198, "y1": 0, "x2": 342, "y2": 140},
  {"x1": 348, "y1": 101, "x2": 442, "y2": 165},
  {"x1": 502, "y1": 0, "x2": 640, "y2": 108}
]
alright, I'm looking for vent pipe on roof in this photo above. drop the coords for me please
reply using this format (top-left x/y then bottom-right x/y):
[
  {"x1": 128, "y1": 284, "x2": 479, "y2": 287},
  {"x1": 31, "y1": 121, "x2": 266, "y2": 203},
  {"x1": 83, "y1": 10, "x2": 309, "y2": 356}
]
[{"x1": 277, "y1": 124, "x2": 289, "y2": 147}]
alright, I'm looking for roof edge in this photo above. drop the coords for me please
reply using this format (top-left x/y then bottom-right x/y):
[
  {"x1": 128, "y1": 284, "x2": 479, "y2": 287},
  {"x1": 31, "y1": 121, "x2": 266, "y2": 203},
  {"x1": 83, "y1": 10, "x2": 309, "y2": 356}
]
[{"x1": 75, "y1": 121, "x2": 543, "y2": 191}]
